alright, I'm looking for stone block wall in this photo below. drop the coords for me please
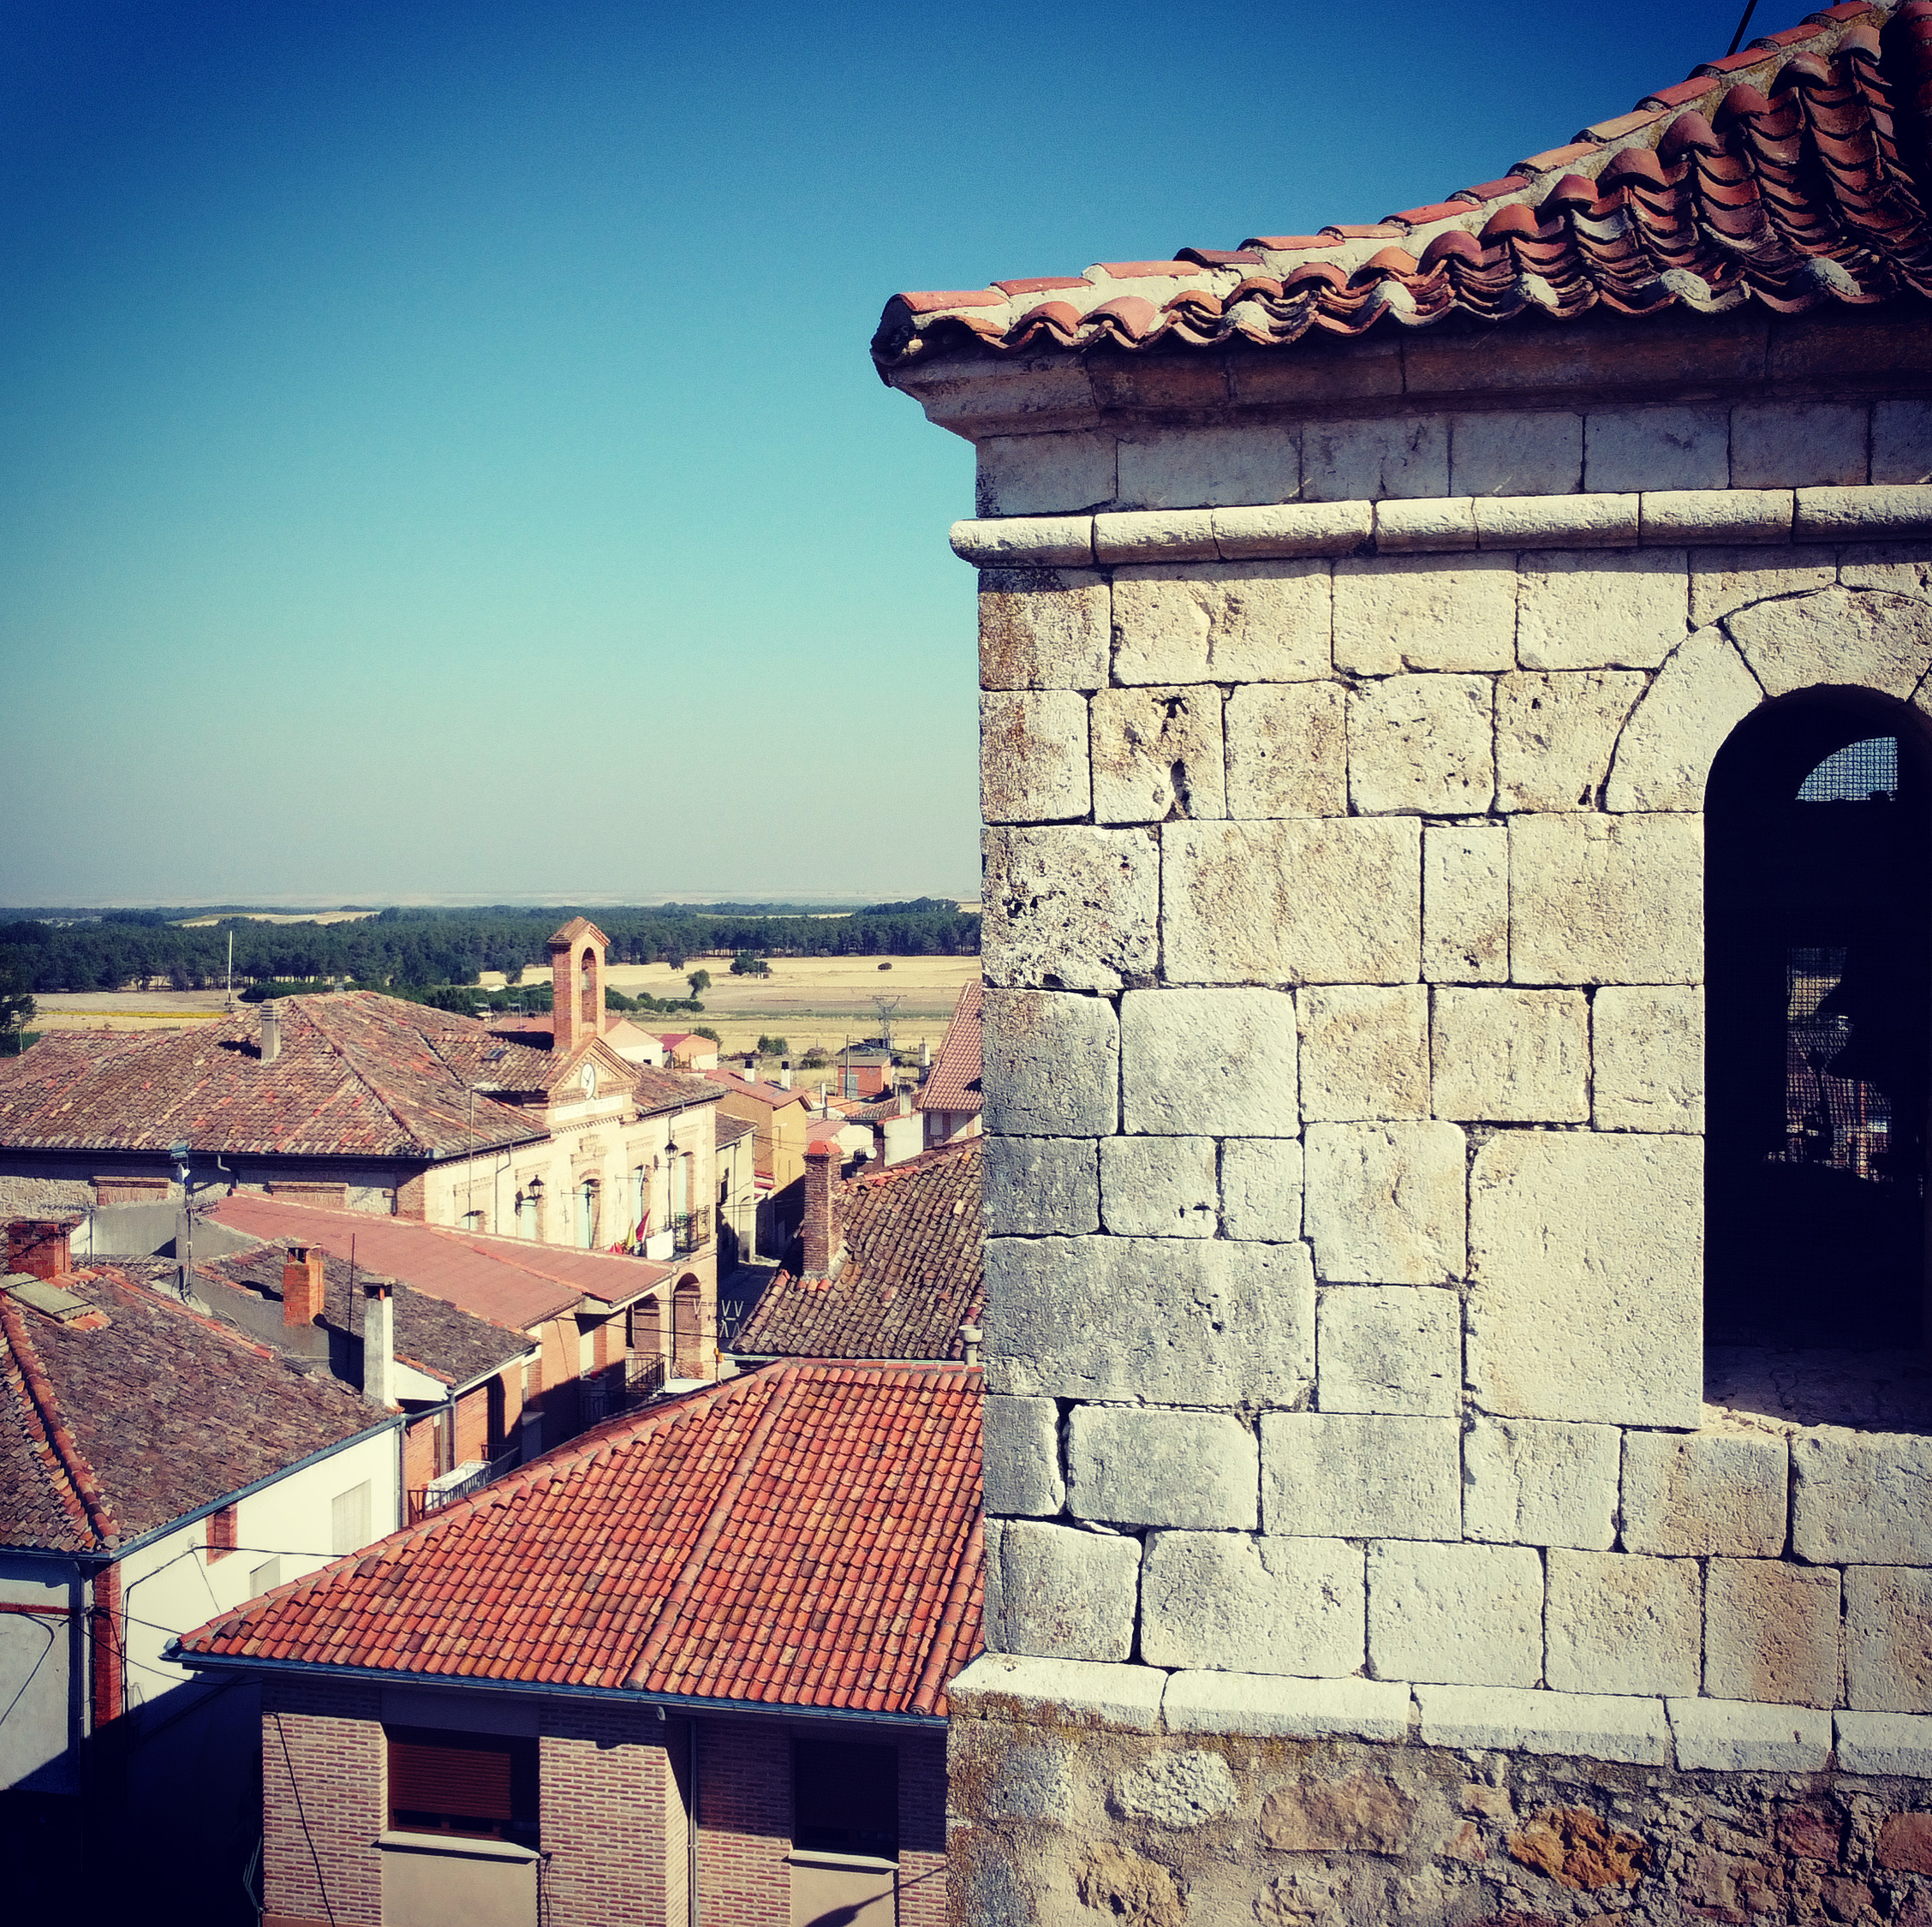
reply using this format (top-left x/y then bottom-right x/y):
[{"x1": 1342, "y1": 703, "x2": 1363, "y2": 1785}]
[
  {"x1": 978, "y1": 494, "x2": 1932, "y2": 1729},
  {"x1": 948, "y1": 1661, "x2": 1932, "y2": 1926}
]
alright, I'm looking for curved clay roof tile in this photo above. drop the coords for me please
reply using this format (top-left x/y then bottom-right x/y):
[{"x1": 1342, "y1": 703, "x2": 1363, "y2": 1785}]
[
  {"x1": 1836, "y1": 22, "x2": 1882, "y2": 60},
  {"x1": 1776, "y1": 51, "x2": 1840, "y2": 88},
  {"x1": 1479, "y1": 201, "x2": 1546, "y2": 243},
  {"x1": 1658, "y1": 110, "x2": 1727, "y2": 160},
  {"x1": 1359, "y1": 246, "x2": 1422, "y2": 276},
  {"x1": 1417, "y1": 228, "x2": 1487, "y2": 269},
  {"x1": 1084, "y1": 294, "x2": 1160, "y2": 341},
  {"x1": 1539, "y1": 173, "x2": 1601, "y2": 212},
  {"x1": 1714, "y1": 82, "x2": 1776, "y2": 127},
  {"x1": 1599, "y1": 145, "x2": 1671, "y2": 189}
]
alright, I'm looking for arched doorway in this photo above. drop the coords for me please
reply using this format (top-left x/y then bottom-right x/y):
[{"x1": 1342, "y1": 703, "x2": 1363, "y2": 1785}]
[{"x1": 1707, "y1": 693, "x2": 1932, "y2": 1349}]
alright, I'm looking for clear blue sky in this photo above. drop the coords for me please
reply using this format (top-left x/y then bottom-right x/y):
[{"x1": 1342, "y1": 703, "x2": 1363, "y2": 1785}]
[{"x1": 2, "y1": 0, "x2": 1751, "y2": 906}]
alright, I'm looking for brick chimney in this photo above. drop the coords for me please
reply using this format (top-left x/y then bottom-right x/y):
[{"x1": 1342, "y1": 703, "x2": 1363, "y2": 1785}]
[
  {"x1": 7, "y1": 1219, "x2": 75, "y2": 1280},
  {"x1": 801, "y1": 1142, "x2": 843, "y2": 1280},
  {"x1": 283, "y1": 1244, "x2": 326, "y2": 1327}
]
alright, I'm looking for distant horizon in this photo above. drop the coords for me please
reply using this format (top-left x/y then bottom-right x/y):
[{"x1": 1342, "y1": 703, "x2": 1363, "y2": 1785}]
[{"x1": 3, "y1": 888, "x2": 978, "y2": 913}]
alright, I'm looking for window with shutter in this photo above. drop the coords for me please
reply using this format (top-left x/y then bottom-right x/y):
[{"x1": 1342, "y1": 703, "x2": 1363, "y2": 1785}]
[
  {"x1": 331, "y1": 1482, "x2": 371, "y2": 1556},
  {"x1": 385, "y1": 1726, "x2": 539, "y2": 1846}
]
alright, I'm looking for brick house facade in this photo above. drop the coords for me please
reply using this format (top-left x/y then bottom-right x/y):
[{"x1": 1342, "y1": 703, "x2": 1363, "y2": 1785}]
[{"x1": 176, "y1": 1361, "x2": 981, "y2": 1927}]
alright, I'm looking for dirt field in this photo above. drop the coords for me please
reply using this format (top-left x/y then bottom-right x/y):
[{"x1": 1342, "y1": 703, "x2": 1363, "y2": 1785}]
[
  {"x1": 485, "y1": 954, "x2": 979, "y2": 1056},
  {"x1": 27, "y1": 955, "x2": 981, "y2": 1055},
  {"x1": 30, "y1": 991, "x2": 236, "y2": 1033},
  {"x1": 176, "y1": 910, "x2": 379, "y2": 927}
]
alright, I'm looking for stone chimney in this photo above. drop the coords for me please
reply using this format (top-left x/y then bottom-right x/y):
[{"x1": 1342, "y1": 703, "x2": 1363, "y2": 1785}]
[
  {"x1": 361, "y1": 1280, "x2": 396, "y2": 1409},
  {"x1": 7, "y1": 1220, "x2": 75, "y2": 1280},
  {"x1": 801, "y1": 1142, "x2": 843, "y2": 1280},
  {"x1": 959, "y1": 1322, "x2": 982, "y2": 1368},
  {"x1": 260, "y1": 1005, "x2": 281, "y2": 1065},
  {"x1": 283, "y1": 1244, "x2": 325, "y2": 1327}
]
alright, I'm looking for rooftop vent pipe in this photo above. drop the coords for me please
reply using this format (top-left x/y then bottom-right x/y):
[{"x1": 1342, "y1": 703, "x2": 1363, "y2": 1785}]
[{"x1": 260, "y1": 1006, "x2": 281, "y2": 1065}]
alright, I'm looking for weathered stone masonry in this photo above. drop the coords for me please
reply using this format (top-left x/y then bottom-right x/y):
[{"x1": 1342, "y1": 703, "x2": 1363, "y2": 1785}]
[{"x1": 903, "y1": 322, "x2": 1932, "y2": 1920}]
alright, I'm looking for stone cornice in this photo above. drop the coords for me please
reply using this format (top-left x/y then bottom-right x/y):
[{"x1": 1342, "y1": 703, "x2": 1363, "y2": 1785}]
[{"x1": 949, "y1": 486, "x2": 1932, "y2": 570}]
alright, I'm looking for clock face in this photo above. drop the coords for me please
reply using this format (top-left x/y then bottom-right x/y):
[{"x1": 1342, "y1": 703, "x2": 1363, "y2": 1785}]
[{"x1": 581, "y1": 1064, "x2": 598, "y2": 1098}]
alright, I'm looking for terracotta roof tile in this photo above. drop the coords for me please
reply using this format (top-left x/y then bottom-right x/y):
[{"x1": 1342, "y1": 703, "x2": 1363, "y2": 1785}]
[
  {"x1": 917, "y1": 980, "x2": 981, "y2": 1118},
  {"x1": 190, "y1": 1243, "x2": 534, "y2": 1388},
  {"x1": 0, "y1": 993, "x2": 558, "y2": 1159},
  {"x1": 732, "y1": 1138, "x2": 981, "y2": 1361},
  {"x1": 702, "y1": 1069, "x2": 808, "y2": 1110},
  {"x1": 206, "y1": 1196, "x2": 670, "y2": 1326},
  {"x1": 1, "y1": 1267, "x2": 387, "y2": 1552},
  {"x1": 874, "y1": 3, "x2": 1932, "y2": 372},
  {"x1": 177, "y1": 1361, "x2": 982, "y2": 1718}
]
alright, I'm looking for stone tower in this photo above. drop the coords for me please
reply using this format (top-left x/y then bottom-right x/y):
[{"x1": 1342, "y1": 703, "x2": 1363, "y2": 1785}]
[{"x1": 878, "y1": 3, "x2": 1932, "y2": 1918}]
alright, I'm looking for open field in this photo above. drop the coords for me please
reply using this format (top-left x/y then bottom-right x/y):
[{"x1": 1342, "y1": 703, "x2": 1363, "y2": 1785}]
[
  {"x1": 485, "y1": 954, "x2": 979, "y2": 1057},
  {"x1": 30, "y1": 991, "x2": 236, "y2": 1033},
  {"x1": 24, "y1": 956, "x2": 981, "y2": 1055},
  {"x1": 176, "y1": 910, "x2": 379, "y2": 927}
]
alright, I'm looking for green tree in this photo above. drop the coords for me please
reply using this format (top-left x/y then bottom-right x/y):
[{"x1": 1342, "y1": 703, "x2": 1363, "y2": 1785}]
[
  {"x1": 755, "y1": 1034, "x2": 789, "y2": 1058},
  {"x1": 731, "y1": 951, "x2": 771, "y2": 977},
  {"x1": 692, "y1": 1026, "x2": 722, "y2": 1047},
  {"x1": 0, "y1": 958, "x2": 36, "y2": 1041},
  {"x1": 687, "y1": 968, "x2": 711, "y2": 996}
]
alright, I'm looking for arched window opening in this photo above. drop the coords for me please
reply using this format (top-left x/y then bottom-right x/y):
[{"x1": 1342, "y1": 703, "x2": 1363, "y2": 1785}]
[
  {"x1": 517, "y1": 1181, "x2": 544, "y2": 1241},
  {"x1": 672, "y1": 1276, "x2": 702, "y2": 1378},
  {"x1": 577, "y1": 1178, "x2": 599, "y2": 1250},
  {"x1": 1707, "y1": 695, "x2": 1931, "y2": 1351},
  {"x1": 580, "y1": 946, "x2": 599, "y2": 1029}
]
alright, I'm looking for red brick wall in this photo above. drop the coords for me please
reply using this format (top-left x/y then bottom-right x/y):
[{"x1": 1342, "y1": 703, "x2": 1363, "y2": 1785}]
[
  {"x1": 402, "y1": 1416, "x2": 437, "y2": 1493},
  {"x1": 393, "y1": 1169, "x2": 427, "y2": 1220},
  {"x1": 455, "y1": 1383, "x2": 489, "y2": 1465},
  {"x1": 540, "y1": 1702, "x2": 670, "y2": 1927},
  {"x1": 261, "y1": 1681, "x2": 384, "y2": 1927},
  {"x1": 695, "y1": 1718, "x2": 948, "y2": 1927},
  {"x1": 697, "y1": 1715, "x2": 790, "y2": 1927},
  {"x1": 251, "y1": 1685, "x2": 947, "y2": 1927},
  {"x1": 898, "y1": 1730, "x2": 949, "y2": 1927}
]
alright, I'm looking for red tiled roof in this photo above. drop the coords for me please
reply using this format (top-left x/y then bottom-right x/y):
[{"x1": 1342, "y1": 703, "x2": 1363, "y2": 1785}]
[
  {"x1": 874, "y1": 3, "x2": 1932, "y2": 369},
  {"x1": 2, "y1": 1267, "x2": 387, "y2": 1553},
  {"x1": 206, "y1": 1196, "x2": 671, "y2": 1327},
  {"x1": 177, "y1": 1361, "x2": 983, "y2": 1718},
  {"x1": 486, "y1": 1012, "x2": 663, "y2": 1054},
  {"x1": 917, "y1": 980, "x2": 981, "y2": 1118},
  {"x1": 732, "y1": 1138, "x2": 981, "y2": 1361},
  {"x1": 0, "y1": 994, "x2": 554, "y2": 1159},
  {"x1": 190, "y1": 1244, "x2": 534, "y2": 1390},
  {"x1": 704, "y1": 1069, "x2": 808, "y2": 1111}
]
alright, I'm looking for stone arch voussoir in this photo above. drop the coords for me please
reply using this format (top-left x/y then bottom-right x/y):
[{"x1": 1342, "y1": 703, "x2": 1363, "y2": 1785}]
[{"x1": 1605, "y1": 627, "x2": 1763, "y2": 814}]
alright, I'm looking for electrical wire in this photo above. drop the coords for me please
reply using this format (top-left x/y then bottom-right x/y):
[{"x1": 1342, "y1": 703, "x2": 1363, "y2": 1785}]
[
  {"x1": 0, "y1": 1617, "x2": 57, "y2": 1732},
  {"x1": 1726, "y1": 0, "x2": 1761, "y2": 55},
  {"x1": 273, "y1": 1711, "x2": 337, "y2": 1927}
]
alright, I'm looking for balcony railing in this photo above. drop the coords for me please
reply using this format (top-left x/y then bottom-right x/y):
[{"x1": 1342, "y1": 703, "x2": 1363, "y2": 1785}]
[
  {"x1": 407, "y1": 1447, "x2": 517, "y2": 1526},
  {"x1": 670, "y1": 1208, "x2": 712, "y2": 1256},
  {"x1": 580, "y1": 1353, "x2": 671, "y2": 1426}
]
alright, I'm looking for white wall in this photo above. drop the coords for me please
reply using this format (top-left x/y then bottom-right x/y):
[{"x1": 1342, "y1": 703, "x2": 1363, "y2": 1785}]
[
  {"x1": 0, "y1": 1558, "x2": 75, "y2": 1791},
  {"x1": 116, "y1": 1423, "x2": 400, "y2": 1713}
]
